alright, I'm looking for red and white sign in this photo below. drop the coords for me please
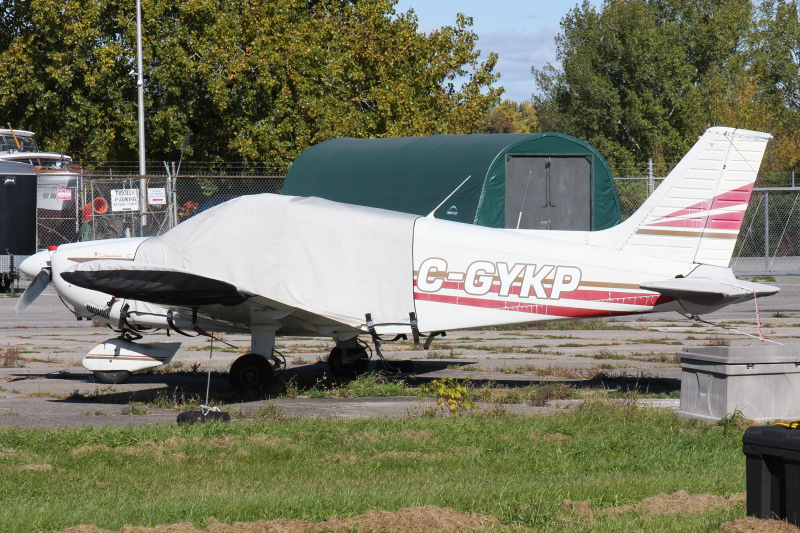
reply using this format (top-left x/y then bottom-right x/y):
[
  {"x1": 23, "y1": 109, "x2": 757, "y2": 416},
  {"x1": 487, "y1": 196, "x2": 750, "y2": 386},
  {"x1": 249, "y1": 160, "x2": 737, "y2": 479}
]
[
  {"x1": 148, "y1": 187, "x2": 166, "y2": 205},
  {"x1": 57, "y1": 189, "x2": 72, "y2": 201}
]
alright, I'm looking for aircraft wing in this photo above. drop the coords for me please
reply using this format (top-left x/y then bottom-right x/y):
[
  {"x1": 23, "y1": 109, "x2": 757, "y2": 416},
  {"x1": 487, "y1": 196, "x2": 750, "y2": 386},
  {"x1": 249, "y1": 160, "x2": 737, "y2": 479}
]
[
  {"x1": 61, "y1": 260, "x2": 252, "y2": 307},
  {"x1": 60, "y1": 259, "x2": 358, "y2": 336}
]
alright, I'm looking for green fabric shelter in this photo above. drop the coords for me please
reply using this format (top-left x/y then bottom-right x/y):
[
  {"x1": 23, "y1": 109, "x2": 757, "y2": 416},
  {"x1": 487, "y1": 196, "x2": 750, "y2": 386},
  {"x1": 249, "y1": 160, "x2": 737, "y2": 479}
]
[{"x1": 282, "y1": 133, "x2": 621, "y2": 231}]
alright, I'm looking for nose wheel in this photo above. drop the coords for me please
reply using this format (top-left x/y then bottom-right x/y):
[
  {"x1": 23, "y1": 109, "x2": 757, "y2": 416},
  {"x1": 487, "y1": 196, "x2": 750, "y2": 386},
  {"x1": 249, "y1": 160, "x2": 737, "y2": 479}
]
[
  {"x1": 327, "y1": 343, "x2": 370, "y2": 380},
  {"x1": 92, "y1": 370, "x2": 132, "y2": 384}
]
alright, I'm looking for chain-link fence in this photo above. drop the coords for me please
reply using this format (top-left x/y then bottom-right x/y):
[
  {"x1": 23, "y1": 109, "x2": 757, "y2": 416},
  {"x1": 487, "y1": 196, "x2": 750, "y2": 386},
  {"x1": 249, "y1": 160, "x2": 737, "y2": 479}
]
[
  {"x1": 732, "y1": 189, "x2": 800, "y2": 274},
  {"x1": 612, "y1": 177, "x2": 666, "y2": 219},
  {"x1": 37, "y1": 172, "x2": 83, "y2": 248},
  {"x1": 36, "y1": 171, "x2": 285, "y2": 249}
]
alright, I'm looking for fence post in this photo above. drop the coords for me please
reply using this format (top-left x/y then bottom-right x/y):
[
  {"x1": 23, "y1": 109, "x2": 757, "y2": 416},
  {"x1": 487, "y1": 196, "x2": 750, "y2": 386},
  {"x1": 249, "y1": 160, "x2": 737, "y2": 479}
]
[
  {"x1": 172, "y1": 164, "x2": 179, "y2": 227},
  {"x1": 172, "y1": 161, "x2": 178, "y2": 229},
  {"x1": 647, "y1": 158, "x2": 654, "y2": 196},
  {"x1": 75, "y1": 174, "x2": 82, "y2": 238},
  {"x1": 765, "y1": 191, "x2": 770, "y2": 272}
]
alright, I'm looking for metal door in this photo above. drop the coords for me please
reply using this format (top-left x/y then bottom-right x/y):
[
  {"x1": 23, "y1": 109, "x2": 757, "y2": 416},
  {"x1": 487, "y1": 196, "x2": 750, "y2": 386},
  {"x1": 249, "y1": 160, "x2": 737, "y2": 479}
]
[{"x1": 505, "y1": 154, "x2": 593, "y2": 230}]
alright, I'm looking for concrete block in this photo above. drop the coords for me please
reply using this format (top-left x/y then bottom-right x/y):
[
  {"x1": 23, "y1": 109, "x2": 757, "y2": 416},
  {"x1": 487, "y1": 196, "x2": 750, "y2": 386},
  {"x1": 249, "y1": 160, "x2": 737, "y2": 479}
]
[{"x1": 678, "y1": 345, "x2": 800, "y2": 422}]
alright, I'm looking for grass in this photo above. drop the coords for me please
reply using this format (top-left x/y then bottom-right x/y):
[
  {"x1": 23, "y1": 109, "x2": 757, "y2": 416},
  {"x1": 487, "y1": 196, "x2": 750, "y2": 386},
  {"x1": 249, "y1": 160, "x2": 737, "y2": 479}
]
[
  {"x1": 300, "y1": 373, "x2": 413, "y2": 399},
  {"x1": 0, "y1": 402, "x2": 752, "y2": 533},
  {"x1": 702, "y1": 335, "x2": 731, "y2": 347},
  {"x1": 120, "y1": 402, "x2": 148, "y2": 415},
  {"x1": 592, "y1": 348, "x2": 627, "y2": 360}
]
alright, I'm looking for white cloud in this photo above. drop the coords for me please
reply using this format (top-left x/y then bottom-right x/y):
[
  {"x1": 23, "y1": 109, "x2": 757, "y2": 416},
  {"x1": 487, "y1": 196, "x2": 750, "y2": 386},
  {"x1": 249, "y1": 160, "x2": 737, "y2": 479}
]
[
  {"x1": 477, "y1": 28, "x2": 560, "y2": 102},
  {"x1": 415, "y1": 22, "x2": 437, "y2": 34}
]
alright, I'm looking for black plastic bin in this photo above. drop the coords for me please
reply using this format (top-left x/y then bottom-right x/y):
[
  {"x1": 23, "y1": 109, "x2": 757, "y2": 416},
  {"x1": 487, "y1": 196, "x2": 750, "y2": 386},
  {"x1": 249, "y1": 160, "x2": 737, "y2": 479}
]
[
  {"x1": 743, "y1": 425, "x2": 800, "y2": 525},
  {"x1": 0, "y1": 161, "x2": 37, "y2": 254}
]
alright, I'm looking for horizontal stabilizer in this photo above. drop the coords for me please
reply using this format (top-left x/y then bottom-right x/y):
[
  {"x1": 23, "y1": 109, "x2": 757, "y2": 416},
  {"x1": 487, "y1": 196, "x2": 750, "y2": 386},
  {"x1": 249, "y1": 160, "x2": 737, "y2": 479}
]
[
  {"x1": 640, "y1": 278, "x2": 778, "y2": 306},
  {"x1": 61, "y1": 260, "x2": 249, "y2": 307},
  {"x1": 641, "y1": 267, "x2": 778, "y2": 309}
]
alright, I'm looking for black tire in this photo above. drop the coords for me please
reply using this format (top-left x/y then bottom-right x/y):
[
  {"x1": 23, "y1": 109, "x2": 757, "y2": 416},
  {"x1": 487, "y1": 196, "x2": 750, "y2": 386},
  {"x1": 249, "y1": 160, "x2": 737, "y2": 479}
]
[
  {"x1": 229, "y1": 353, "x2": 274, "y2": 392},
  {"x1": 328, "y1": 346, "x2": 370, "y2": 380},
  {"x1": 93, "y1": 370, "x2": 132, "y2": 384}
]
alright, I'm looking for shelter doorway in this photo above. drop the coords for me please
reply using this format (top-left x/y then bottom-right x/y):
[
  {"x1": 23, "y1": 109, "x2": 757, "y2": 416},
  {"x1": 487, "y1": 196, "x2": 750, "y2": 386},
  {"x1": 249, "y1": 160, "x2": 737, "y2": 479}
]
[{"x1": 504, "y1": 154, "x2": 593, "y2": 230}]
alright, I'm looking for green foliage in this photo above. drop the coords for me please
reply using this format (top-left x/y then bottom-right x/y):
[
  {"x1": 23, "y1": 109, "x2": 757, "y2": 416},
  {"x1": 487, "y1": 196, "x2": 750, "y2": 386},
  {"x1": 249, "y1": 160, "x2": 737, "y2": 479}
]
[
  {"x1": 751, "y1": 275, "x2": 777, "y2": 282},
  {"x1": 304, "y1": 372, "x2": 411, "y2": 398},
  {"x1": 120, "y1": 402, "x2": 148, "y2": 416},
  {"x1": 479, "y1": 99, "x2": 538, "y2": 133},
  {"x1": 0, "y1": 0, "x2": 501, "y2": 163},
  {"x1": 419, "y1": 377, "x2": 477, "y2": 415},
  {"x1": 534, "y1": 0, "x2": 800, "y2": 170}
]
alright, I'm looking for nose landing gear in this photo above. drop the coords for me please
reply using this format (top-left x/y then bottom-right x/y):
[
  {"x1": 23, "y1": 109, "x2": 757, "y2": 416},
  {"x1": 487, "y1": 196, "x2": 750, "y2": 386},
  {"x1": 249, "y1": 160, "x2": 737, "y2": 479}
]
[{"x1": 327, "y1": 339, "x2": 371, "y2": 380}]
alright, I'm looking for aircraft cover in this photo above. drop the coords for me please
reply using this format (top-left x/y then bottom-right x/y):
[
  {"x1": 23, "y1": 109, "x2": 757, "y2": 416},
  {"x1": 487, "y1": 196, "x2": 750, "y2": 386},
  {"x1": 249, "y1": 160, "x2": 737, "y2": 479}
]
[{"x1": 134, "y1": 194, "x2": 418, "y2": 330}]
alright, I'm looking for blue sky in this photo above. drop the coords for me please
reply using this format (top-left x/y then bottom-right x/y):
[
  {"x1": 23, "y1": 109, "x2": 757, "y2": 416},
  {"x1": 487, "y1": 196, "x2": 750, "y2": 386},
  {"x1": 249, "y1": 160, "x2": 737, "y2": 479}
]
[{"x1": 393, "y1": 0, "x2": 602, "y2": 103}]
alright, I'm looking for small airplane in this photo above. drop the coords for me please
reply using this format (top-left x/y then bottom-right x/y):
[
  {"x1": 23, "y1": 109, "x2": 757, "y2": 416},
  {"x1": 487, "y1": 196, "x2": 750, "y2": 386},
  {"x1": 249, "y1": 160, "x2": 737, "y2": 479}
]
[{"x1": 16, "y1": 127, "x2": 778, "y2": 391}]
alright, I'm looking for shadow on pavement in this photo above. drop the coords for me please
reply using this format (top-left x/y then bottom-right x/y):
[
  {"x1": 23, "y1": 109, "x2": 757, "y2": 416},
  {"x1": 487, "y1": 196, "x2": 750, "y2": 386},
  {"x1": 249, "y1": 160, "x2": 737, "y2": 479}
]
[{"x1": 31, "y1": 357, "x2": 680, "y2": 407}]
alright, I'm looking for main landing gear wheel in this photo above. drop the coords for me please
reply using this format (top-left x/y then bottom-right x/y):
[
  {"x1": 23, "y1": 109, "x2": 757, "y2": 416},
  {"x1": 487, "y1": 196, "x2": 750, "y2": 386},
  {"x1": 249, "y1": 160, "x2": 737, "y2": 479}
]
[
  {"x1": 229, "y1": 353, "x2": 274, "y2": 392},
  {"x1": 328, "y1": 345, "x2": 370, "y2": 381},
  {"x1": 93, "y1": 370, "x2": 132, "y2": 385}
]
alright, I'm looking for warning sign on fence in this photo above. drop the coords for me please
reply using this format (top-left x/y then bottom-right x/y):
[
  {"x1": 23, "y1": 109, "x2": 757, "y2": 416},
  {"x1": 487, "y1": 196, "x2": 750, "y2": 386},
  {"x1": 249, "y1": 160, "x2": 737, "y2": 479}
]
[
  {"x1": 111, "y1": 189, "x2": 140, "y2": 212},
  {"x1": 148, "y1": 187, "x2": 166, "y2": 205},
  {"x1": 57, "y1": 190, "x2": 72, "y2": 201}
]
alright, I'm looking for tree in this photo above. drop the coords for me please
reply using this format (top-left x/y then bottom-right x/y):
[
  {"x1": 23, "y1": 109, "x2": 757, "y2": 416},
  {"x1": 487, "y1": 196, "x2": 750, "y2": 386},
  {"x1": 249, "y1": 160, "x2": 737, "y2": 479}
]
[
  {"x1": 478, "y1": 100, "x2": 538, "y2": 133},
  {"x1": 531, "y1": 0, "x2": 775, "y2": 168},
  {"x1": 0, "y1": 0, "x2": 140, "y2": 160},
  {"x1": 0, "y1": 0, "x2": 502, "y2": 163},
  {"x1": 749, "y1": 0, "x2": 800, "y2": 171}
]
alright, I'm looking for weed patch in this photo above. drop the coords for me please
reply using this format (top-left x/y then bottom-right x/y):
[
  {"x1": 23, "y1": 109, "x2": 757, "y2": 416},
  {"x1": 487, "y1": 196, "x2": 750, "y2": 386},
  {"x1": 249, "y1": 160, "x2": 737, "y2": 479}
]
[
  {"x1": 419, "y1": 377, "x2": 476, "y2": 415},
  {"x1": 1, "y1": 345, "x2": 20, "y2": 368},
  {"x1": 592, "y1": 348, "x2": 626, "y2": 360},
  {"x1": 703, "y1": 334, "x2": 732, "y2": 346},
  {"x1": 304, "y1": 372, "x2": 410, "y2": 399},
  {"x1": 466, "y1": 382, "x2": 576, "y2": 405},
  {"x1": 121, "y1": 403, "x2": 147, "y2": 415},
  {"x1": 526, "y1": 383, "x2": 576, "y2": 407}
]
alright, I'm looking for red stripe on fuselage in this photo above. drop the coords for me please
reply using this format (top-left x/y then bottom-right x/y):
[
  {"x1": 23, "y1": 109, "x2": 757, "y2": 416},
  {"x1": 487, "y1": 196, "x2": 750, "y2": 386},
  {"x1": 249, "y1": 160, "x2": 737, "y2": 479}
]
[
  {"x1": 413, "y1": 292, "x2": 673, "y2": 318},
  {"x1": 417, "y1": 280, "x2": 653, "y2": 301}
]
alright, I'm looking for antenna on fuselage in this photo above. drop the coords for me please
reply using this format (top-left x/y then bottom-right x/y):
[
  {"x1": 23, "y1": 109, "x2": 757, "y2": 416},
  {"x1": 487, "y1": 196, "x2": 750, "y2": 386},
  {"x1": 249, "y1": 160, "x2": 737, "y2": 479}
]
[{"x1": 426, "y1": 175, "x2": 471, "y2": 219}]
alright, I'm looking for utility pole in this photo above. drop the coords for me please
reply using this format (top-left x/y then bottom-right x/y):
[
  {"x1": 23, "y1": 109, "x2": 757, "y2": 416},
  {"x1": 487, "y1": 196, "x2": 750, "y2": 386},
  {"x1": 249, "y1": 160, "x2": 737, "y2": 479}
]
[{"x1": 136, "y1": 0, "x2": 147, "y2": 236}]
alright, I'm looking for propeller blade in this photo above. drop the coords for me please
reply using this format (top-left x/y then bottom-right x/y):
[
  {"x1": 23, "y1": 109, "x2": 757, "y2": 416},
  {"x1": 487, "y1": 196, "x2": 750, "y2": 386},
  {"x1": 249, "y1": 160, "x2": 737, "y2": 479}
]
[{"x1": 15, "y1": 269, "x2": 51, "y2": 313}]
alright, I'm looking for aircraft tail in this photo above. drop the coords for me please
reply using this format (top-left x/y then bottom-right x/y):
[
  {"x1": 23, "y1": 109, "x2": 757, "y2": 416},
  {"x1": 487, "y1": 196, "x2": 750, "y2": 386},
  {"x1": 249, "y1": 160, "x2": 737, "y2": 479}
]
[{"x1": 606, "y1": 127, "x2": 772, "y2": 266}]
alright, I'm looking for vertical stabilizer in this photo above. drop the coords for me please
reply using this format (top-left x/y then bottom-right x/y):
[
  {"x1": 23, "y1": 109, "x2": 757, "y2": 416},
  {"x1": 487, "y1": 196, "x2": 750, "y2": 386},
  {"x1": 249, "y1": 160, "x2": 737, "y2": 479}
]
[{"x1": 614, "y1": 127, "x2": 771, "y2": 266}]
